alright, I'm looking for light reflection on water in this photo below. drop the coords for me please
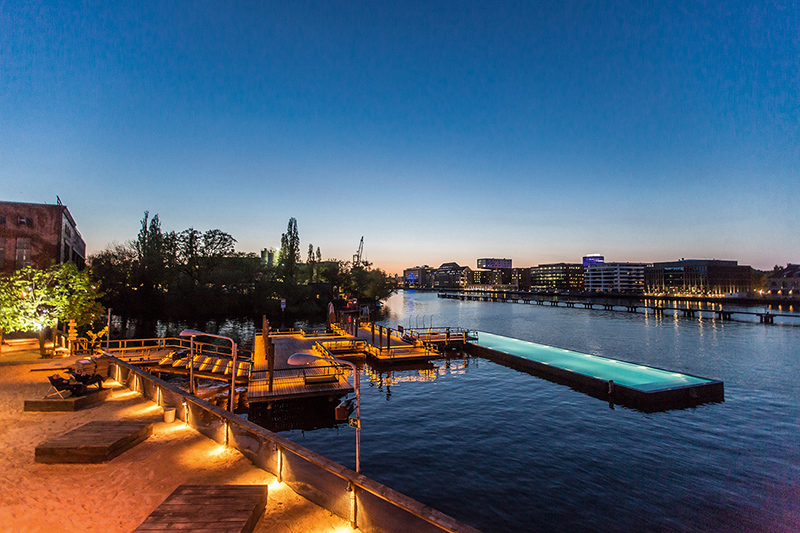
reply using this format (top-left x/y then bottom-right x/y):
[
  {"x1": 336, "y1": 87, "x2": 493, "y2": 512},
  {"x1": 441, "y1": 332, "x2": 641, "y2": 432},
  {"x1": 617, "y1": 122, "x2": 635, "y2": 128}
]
[{"x1": 280, "y1": 290, "x2": 800, "y2": 532}]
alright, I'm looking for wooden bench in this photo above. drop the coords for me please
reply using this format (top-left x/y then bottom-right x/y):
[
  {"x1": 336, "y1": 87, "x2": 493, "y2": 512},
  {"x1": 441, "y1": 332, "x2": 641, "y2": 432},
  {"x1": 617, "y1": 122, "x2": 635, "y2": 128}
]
[
  {"x1": 134, "y1": 485, "x2": 268, "y2": 532},
  {"x1": 35, "y1": 421, "x2": 152, "y2": 463}
]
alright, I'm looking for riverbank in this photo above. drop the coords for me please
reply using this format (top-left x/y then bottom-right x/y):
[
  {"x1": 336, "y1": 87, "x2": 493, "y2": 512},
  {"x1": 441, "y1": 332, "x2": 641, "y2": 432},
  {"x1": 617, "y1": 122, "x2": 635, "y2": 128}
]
[{"x1": 0, "y1": 358, "x2": 350, "y2": 532}]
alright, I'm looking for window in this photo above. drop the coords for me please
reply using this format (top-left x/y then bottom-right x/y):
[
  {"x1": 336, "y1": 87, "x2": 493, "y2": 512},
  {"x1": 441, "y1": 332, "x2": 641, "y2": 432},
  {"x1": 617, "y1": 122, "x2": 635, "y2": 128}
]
[
  {"x1": 16, "y1": 238, "x2": 31, "y2": 268},
  {"x1": 0, "y1": 237, "x2": 4, "y2": 269},
  {"x1": 0, "y1": 215, "x2": 6, "y2": 224},
  {"x1": 17, "y1": 216, "x2": 33, "y2": 227}
]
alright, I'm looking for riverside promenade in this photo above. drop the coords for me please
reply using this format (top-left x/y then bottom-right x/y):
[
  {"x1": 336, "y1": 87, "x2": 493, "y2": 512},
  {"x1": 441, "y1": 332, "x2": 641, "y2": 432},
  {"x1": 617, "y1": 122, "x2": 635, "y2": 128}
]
[{"x1": 0, "y1": 342, "x2": 350, "y2": 532}]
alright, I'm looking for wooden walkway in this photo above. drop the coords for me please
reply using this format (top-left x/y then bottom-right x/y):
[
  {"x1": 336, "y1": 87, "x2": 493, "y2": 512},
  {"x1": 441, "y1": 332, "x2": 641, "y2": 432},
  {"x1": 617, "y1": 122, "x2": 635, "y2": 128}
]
[
  {"x1": 248, "y1": 334, "x2": 354, "y2": 402},
  {"x1": 35, "y1": 421, "x2": 153, "y2": 463},
  {"x1": 134, "y1": 485, "x2": 268, "y2": 532}
]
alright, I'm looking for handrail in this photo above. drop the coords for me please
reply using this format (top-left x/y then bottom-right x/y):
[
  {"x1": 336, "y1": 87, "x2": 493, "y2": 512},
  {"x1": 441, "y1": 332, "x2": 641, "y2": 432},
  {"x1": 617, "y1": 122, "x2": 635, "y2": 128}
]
[{"x1": 105, "y1": 337, "x2": 253, "y2": 359}]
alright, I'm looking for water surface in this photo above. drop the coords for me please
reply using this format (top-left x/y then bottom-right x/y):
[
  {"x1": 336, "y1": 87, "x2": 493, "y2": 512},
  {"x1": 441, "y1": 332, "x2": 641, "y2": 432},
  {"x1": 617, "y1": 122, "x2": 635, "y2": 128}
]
[{"x1": 279, "y1": 291, "x2": 800, "y2": 532}]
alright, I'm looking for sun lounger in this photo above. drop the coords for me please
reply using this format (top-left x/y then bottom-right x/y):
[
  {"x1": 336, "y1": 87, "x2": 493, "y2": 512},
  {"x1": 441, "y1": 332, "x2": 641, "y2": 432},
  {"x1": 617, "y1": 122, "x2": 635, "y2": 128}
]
[
  {"x1": 197, "y1": 357, "x2": 216, "y2": 372},
  {"x1": 45, "y1": 375, "x2": 85, "y2": 398}
]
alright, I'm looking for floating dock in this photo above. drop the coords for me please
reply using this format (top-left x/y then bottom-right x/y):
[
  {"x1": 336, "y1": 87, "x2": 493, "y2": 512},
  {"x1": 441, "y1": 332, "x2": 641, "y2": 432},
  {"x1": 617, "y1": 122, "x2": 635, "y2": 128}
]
[{"x1": 465, "y1": 332, "x2": 724, "y2": 412}]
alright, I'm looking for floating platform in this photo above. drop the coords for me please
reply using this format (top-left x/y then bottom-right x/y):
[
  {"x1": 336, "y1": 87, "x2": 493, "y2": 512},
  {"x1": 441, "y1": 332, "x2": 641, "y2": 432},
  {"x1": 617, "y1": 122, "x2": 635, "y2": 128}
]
[
  {"x1": 35, "y1": 421, "x2": 153, "y2": 463},
  {"x1": 465, "y1": 332, "x2": 724, "y2": 412},
  {"x1": 134, "y1": 485, "x2": 268, "y2": 532}
]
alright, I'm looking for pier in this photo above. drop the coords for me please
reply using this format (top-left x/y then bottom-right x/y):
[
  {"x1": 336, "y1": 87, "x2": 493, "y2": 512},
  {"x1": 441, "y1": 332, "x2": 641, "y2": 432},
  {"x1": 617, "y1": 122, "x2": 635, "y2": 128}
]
[{"x1": 438, "y1": 291, "x2": 800, "y2": 325}]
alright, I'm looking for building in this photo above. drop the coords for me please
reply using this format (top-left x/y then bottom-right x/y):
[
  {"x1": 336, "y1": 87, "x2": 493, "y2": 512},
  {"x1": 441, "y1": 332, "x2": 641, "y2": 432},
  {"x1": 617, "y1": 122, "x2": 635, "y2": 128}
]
[
  {"x1": 512, "y1": 267, "x2": 532, "y2": 291},
  {"x1": 644, "y1": 260, "x2": 753, "y2": 296},
  {"x1": 585, "y1": 262, "x2": 645, "y2": 293},
  {"x1": 477, "y1": 258, "x2": 512, "y2": 269},
  {"x1": 260, "y1": 248, "x2": 276, "y2": 267},
  {"x1": 433, "y1": 262, "x2": 472, "y2": 289},
  {"x1": 403, "y1": 265, "x2": 436, "y2": 289},
  {"x1": 767, "y1": 264, "x2": 800, "y2": 296},
  {"x1": 530, "y1": 263, "x2": 584, "y2": 292},
  {"x1": 0, "y1": 199, "x2": 85, "y2": 274},
  {"x1": 582, "y1": 254, "x2": 604, "y2": 267}
]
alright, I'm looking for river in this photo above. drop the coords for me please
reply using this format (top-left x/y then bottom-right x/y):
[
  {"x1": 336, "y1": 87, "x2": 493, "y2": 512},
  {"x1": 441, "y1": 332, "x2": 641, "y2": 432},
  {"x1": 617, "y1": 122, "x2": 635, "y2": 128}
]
[{"x1": 272, "y1": 290, "x2": 800, "y2": 532}]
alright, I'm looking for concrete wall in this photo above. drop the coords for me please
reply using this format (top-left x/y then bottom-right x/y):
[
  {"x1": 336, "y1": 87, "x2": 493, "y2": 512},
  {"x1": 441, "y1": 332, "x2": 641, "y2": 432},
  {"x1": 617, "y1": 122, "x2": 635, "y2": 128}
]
[{"x1": 109, "y1": 359, "x2": 480, "y2": 533}]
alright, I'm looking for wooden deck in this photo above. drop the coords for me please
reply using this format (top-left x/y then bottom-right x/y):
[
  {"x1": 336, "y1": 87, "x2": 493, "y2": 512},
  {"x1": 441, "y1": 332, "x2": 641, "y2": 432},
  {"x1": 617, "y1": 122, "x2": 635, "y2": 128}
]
[
  {"x1": 24, "y1": 387, "x2": 112, "y2": 412},
  {"x1": 134, "y1": 485, "x2": 268, "y2": 532},
  {"x1": 248, "y1": 365, "x2": 353, "y2": 402},
  {"x1": 35, "y1": 420, "x2": 153, "y2": 463}
]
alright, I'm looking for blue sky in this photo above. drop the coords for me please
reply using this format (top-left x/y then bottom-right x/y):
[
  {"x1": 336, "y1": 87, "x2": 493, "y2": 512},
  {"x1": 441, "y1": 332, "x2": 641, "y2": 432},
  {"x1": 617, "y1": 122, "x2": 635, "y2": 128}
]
[{"x1": 1, "y1": 1, "x2": 797, "y2": 273}]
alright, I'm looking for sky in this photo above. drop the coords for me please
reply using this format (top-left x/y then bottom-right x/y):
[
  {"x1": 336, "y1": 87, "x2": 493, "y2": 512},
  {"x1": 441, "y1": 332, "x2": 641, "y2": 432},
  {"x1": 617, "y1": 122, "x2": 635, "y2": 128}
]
[{"x1": 1, "y1": 1, "x2": 798, "y2": 274}]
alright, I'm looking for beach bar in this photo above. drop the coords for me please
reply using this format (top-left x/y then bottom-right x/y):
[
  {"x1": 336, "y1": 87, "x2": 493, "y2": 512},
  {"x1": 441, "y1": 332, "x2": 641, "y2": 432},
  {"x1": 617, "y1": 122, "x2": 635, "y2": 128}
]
[{"x1": 465, "y1": 332, "x2": 724, "y2": 412}]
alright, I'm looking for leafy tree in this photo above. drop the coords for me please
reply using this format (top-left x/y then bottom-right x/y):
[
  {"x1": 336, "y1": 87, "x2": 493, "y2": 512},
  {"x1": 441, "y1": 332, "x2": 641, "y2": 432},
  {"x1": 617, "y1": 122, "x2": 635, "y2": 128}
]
[{"x1": 0, "y1": 263, "x2": 104, "y2": 355}]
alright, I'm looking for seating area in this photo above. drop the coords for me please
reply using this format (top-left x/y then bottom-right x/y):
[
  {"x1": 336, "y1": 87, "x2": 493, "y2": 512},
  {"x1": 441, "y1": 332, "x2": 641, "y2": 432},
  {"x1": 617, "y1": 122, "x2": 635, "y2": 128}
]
[{"x1": 24, "y1": 370, "x2": 112, "y2": 412}]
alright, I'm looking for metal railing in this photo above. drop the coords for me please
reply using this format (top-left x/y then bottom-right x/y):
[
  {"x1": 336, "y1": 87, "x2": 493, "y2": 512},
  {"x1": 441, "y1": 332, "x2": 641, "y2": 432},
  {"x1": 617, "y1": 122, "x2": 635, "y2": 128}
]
[{"x1": 105, "y1": 337, "x2": 252, "y2": 359}]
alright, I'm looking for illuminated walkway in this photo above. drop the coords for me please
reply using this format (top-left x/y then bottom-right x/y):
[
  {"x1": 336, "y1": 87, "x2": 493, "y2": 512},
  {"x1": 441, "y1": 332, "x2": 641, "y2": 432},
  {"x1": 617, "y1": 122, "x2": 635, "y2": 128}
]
[{"x1": 0, "y1": 355, "x2": 352, "y2": 532}]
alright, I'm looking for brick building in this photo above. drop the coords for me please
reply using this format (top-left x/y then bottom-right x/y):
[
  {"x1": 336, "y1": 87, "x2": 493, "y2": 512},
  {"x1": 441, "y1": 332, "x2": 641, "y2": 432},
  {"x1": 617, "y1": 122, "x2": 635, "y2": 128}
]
[{"x1": 0, "y1": 199, "x2": 86, "y2": 274}]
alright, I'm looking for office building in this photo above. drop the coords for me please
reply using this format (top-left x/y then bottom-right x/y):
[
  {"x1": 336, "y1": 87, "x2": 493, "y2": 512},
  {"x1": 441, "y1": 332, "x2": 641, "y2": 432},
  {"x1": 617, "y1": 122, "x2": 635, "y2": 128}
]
[
  {"x1": 585, "y1": 262, "x2": 645, "y2": 293},
  {"x1": 644, "y1": 260, "x2": 753, "y2": 296},
  {"x1": 530, "y1": 263, "x2": 584, "y2": 292}
]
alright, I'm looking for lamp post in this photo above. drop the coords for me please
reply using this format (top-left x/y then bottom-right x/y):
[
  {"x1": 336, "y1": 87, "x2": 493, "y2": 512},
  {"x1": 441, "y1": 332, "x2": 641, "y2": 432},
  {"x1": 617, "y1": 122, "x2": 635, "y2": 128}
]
[
  {"x1": 287, "y1": 352, "x2": 361, "y2": 473},
  {"x1": 106, "y1": 308, "x2": 111, "y2": 352},
  {"x1": 180, "y1": 329, "x2": 237, "y2": 412}
]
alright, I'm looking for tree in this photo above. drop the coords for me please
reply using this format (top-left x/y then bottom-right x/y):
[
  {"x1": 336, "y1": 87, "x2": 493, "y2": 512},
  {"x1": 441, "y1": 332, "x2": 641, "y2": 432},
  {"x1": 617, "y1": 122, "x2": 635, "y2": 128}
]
[
  {"x1": 278, "y1": 217, "x2": 300, "y2": 284},
  {"x1": 0, "y1": 263, "x2": 105, "y2": 355}
]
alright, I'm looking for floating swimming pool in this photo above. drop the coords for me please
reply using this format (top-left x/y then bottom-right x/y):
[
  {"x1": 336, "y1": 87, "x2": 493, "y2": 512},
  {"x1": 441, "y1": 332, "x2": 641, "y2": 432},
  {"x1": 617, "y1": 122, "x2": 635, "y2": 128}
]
[{"x1": 467, "y1": 331, "x2": 724, "y2": 411}]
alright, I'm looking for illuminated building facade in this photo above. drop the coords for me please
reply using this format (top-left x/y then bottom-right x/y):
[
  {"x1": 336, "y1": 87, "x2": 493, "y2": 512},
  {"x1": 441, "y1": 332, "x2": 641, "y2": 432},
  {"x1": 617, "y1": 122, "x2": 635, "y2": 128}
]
[
  {"x1": 477, "y1": 258, "x2": 512, "y2": 269},
  {"x1": 767, "y1": 264, "x2": 800, "y2": 296},
  {"x1": 0, "y1": 199, "x2": 85, "y2": 275},
  {"x1": 433, "y1": 262, "x2": 472, "y2": 289},
  {"x1": 403, "y1": 265, "x2": 436, "y2": 288},
  {"x1": 530, "y1": 263, "x2": 584, "y2": 291},
  {"x1": 644, "y1": 260, "x2": 753, "y2": 296},
  {"x1": 585, "y1": 262, "x2": 645, "y2": 293}
]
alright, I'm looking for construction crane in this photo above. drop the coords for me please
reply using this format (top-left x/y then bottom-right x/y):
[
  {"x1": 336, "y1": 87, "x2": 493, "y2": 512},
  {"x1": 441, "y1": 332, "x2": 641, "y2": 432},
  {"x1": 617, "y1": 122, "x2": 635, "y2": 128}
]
[{"x1": 353, "y1": 236, "x2": 364, "y2": 268}]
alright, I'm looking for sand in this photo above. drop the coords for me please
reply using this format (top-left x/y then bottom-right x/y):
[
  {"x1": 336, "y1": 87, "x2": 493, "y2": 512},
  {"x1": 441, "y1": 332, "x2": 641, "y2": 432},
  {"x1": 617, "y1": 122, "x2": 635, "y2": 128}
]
[{"x1": 0, "y1": 352, "x2": 352, "y2": 533}]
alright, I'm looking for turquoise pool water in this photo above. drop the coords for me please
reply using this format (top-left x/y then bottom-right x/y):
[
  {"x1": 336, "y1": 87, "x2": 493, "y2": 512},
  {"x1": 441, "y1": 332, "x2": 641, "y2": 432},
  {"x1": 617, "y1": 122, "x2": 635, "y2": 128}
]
[{"x1": 475, "y1": 331, "x2": 713, "y2": 390}]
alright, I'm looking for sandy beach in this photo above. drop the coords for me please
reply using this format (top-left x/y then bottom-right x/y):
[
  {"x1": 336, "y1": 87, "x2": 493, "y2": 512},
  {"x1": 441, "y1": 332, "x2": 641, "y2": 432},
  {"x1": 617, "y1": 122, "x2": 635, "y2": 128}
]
[{"x1": 0, "y1": 345, "x2": 351, "y2": 532}]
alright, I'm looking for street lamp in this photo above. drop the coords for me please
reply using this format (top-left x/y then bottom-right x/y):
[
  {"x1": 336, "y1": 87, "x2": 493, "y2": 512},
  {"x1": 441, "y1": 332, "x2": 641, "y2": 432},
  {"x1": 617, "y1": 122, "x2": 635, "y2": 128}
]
[
  {"x1": 287, "y1": 352, "x2": 361, "y2": 473},
  {"x1": 180, "y1": 329, "x2": 237, "y2": 412}
]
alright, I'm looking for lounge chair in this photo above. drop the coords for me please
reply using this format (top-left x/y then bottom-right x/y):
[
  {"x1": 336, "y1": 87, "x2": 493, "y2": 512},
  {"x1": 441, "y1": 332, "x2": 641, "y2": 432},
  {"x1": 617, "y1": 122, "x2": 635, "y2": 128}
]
[
  {"x1": 71, "y1": 371, "x2": 106, "y2": 390},
  {"x1": 197, "y1": 357, "x2": 215, "y2": 372},
  {"x1": 46, "y1": 375, "x2": 85, "y2": 398}
]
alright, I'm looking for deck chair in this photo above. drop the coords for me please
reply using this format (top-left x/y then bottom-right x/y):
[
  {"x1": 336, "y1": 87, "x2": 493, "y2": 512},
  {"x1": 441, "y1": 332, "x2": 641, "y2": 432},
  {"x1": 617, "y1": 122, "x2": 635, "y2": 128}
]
[
  {"x1": 45, "y1": 375, "x2": 85, "y2": 398},
  {"x1": 158, "y1": 355, "x2": 174, "y2": 366},
  {"x1": 197, "y1": 357, "x2": 215, "y2": 372},
  {"x1": 210, "y1": 358, "x2": 227, "y2": 374},
  {"x1": 71, "y1": 371, "x2": 106, "y2": 390},
  {"x1": 235, "y1": 361, "x2": 251, "y2": 379},
  {"x1": 172, "y1": 357, "x2": 188, "y2": 368}
]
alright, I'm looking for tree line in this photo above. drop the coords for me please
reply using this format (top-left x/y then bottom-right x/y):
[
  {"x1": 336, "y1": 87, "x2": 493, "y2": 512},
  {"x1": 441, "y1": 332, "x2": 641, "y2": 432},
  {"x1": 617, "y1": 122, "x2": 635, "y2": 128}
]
[{"x1": 89, "y1": 213, "x2": 394, "y2": 322}]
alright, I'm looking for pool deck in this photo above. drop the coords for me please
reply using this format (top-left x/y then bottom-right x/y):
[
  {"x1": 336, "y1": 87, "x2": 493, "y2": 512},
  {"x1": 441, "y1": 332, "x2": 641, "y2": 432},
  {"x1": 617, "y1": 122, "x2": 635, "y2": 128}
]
[{"x1": 466, "y1": 332, "x2": 724, "y2": 412}]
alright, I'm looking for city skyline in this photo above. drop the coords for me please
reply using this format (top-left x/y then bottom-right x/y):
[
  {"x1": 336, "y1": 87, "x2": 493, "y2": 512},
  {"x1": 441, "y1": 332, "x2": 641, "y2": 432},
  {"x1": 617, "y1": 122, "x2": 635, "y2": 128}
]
[{"x1": 2, "y1": 2, "x2": 797, "y2": 274}]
